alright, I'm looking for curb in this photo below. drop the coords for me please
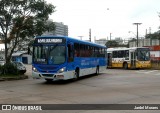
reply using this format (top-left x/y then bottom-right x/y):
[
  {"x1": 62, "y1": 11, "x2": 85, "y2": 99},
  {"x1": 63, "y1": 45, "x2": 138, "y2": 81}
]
[{"x1": 0, "y1": 75, "x2": 28, "y2": 81}]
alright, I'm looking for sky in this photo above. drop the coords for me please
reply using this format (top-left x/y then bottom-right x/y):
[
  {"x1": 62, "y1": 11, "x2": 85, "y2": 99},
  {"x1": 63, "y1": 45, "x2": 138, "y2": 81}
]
[{"x1": 47, "y1": 0, "x2": 160, "y2": 41}]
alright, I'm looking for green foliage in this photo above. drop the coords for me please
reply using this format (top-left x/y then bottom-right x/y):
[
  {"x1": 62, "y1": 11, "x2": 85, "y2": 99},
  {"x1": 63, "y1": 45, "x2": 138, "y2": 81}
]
[
  {"x1": 145, "y1": 31, "x2": 160, "y2": 39},
  {"x1": 0, "y1": 0, "x2": 56, "y2": 63},
  {"x1": 0, "y1": 65, "x2": 3, "y2": 75},
  {"x1": 0, "y1": 63, "x2": 19, "y2": 75},
  {"x1": 105, "y1": 40, "x2": 128, "y2": 48},
  {"x1": 105, "y1": 40, "x2": 119, "y2": 48}
]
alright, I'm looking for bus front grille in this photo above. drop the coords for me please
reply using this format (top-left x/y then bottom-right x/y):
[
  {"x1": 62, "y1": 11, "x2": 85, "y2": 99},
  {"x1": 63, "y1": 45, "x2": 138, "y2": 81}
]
[
  {"x1": 42, "y1": 74, "x2": 54, "y2": 77},
  {"x1": 38, "y1": 66, "x2": 57, "y2": 70}
]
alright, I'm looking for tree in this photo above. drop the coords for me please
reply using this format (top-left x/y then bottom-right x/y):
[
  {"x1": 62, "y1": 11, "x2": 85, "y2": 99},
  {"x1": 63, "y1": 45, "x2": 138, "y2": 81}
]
[
  {"x1": 145, "y1": 32, "x2": 160, "y2": 39},
  {"x1": 0, "y1": 0, "x2": 55, "y2": 64},
  {"x1": 105, "y1": 40, "x2": 119, "y2": 48}
]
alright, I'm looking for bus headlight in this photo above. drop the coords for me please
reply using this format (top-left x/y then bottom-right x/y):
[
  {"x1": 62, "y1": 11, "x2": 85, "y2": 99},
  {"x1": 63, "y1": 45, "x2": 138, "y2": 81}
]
[
  {"x1": 32, "y1": 66, "x2": 38, "y2": 72},
  {"x1": 58, "y1": 67, "x2": 66, "y2": 73}
]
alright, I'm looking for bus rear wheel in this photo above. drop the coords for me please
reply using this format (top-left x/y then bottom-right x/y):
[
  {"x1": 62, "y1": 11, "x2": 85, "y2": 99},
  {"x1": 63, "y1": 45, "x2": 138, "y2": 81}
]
[{"x1": 123, "y1": 63, "x2": 128, "y2": 69}]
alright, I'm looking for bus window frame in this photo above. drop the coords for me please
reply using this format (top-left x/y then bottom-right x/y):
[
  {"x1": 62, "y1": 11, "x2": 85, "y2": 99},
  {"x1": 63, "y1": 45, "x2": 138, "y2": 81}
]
[{"x1": 67, "y1": 43, "x2": 74, "y2": 62}]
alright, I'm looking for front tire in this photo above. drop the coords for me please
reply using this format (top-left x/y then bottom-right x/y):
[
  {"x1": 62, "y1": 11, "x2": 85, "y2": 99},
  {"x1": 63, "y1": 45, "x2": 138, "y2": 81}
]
[
  {"x1": 96, "y1": 67, "x2": 99, "y2": 75},
  {"x1": 73, "y1": 69, "x2": 79, "y2": 80},
  {"x1": 123, "y1": 63, "x2": 128, "y2": 69}
]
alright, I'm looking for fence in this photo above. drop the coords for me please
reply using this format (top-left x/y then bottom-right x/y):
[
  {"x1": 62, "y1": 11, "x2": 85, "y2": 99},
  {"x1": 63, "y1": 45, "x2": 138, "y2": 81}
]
[{"x1": 151, "y1": 60, "x2": 160, "y2": 69}]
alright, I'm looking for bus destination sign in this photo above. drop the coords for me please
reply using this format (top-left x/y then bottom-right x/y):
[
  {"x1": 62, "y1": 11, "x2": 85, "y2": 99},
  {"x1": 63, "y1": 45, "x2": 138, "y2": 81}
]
[{"x1": 35, "y1": 38, "x2": 65, "y2": 44}]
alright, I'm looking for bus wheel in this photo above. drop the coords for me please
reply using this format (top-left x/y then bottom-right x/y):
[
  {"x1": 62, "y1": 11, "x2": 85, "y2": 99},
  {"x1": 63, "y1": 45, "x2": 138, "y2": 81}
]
[
  {"x1": 74, "y1": 69, "x2": 79, "y2": 80},
  {"x1": 123, "y1": 63, "x2": 128, "y2": 69},
  {"x1": 96, "y1": 67, "x2": 99, "y2": 75}
]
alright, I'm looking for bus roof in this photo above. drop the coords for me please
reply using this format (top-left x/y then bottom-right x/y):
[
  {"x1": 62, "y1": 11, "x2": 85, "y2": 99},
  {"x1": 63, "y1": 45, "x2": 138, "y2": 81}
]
[
  {"x1": 36, "y1": 35, "x2": 106, "y2": 48},
  {"x1": 107, "y1": 47, "x2": 149, "y2": 52}
]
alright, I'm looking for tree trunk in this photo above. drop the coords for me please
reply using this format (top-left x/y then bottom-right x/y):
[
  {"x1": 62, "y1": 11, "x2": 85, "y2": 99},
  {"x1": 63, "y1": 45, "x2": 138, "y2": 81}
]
[{"x1": 4, "y1": 40, "x2": 9, "y2": 64}]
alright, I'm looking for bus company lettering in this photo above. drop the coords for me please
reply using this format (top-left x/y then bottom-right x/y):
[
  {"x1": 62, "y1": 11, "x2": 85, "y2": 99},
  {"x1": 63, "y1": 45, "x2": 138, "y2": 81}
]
[
  {"x1": 90, "y1": 60, "x2": 99, "y2": 65},
  {"x1": 37, "y1": 59, "x2": 46, "y2": 62},
  {"x1": 38, "y1": 39, "x2": 62, "y2": 43},
  {"x1": 81, "y1": 60, "x2": 89, "y2": 66},
  {"x1": 81, "y1": 60, "x2": 99, "y2": 66}
]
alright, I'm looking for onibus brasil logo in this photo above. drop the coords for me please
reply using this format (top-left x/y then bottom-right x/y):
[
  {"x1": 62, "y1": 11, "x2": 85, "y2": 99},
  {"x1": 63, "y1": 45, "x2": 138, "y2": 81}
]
[{"x1": 1, "y1": 105, "x2": 42, "y2": 111}]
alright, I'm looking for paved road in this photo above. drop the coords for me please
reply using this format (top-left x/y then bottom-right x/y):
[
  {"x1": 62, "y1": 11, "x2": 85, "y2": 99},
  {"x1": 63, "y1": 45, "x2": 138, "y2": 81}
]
[{"x1": 0, "y1": 65, "x2": 160, "y2": 113}]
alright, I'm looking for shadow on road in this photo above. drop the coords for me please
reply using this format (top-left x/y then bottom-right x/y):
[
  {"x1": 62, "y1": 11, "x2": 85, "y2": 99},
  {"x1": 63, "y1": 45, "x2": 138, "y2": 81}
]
[{"x1": 42, "y1": 73, "x2": 103, "y2": 85}]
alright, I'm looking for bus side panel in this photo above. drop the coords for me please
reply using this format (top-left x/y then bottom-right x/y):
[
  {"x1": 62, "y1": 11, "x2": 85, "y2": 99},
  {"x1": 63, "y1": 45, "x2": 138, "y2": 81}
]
[
  {"x1": 74, "y1": 57, "x2": 97, "y2": 77},
  {"x1": 73, "y1": 57, "x2": 106, "y2": 77}
]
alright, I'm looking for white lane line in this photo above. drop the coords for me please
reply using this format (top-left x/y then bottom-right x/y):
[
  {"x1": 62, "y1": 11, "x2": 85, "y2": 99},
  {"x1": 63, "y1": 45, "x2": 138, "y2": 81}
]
[
  {"x1": 136, "y1": 70, "x2": 159, "y2": 74},
  {"x1": 144, "y1": 70, "x2": 159, "y2": 74},
  {"x1": 155, "y1": 73, "x2": 160, "y2": 75}
]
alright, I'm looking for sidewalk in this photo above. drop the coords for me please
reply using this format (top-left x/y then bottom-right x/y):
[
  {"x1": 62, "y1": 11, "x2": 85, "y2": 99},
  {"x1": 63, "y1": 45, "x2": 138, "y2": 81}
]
[{"x1": 24, "y1": 64, "x2": 32, "y2": 76}]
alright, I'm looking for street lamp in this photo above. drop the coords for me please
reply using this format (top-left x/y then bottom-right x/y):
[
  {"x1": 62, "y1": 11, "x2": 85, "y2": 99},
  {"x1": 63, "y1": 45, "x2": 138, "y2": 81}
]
[
  {"x1": 128, "y1": 31, "x2": 136, "y2": 36},
  {"x1": 128, "y1": 31, "x2": 137, "y2": 47},
  {"x1": 110, "y1": 33, "x2": 112, "y2": 40},
  {"x1": 133, "y1": 23, "x2": 142, "y2": 47}
]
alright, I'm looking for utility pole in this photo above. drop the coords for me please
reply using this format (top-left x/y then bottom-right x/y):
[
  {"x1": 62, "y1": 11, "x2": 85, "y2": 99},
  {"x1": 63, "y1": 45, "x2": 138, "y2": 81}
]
[
  {"x1": 133, "y1": 23, "x2": 142, "y2": 47},
  {"x1": 145, "y1": 29, "x2": 148, "y2": 36},
  {"x1": 110, "y1": 33, "x2": 112, "y2": 40},
  {"x1": 149, "y1": 27, "x2": 152, "y2": 46},
  {"x1": 89, "y1": 28, "x2": 91, "y2": 42},
  {"x1": 149, "y1": 27, "x2": 151, "y2": 34}
]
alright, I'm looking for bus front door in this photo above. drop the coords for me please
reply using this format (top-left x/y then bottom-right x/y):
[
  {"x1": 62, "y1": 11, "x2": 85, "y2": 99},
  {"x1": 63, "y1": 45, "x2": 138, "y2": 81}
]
[
  {"x1": 67, "y1": 43, "x2": 75, "y2": 71},
  {"x1": 131, "y1": 52, "x2": 136, "y2": 69}
]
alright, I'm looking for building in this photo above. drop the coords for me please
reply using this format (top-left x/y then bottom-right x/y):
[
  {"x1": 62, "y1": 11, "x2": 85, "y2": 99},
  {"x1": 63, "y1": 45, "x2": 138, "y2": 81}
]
[
  {"x1": 95, "y1": 37, "x2": 124, "y2": 46},
  {"x1": 95, "y1": 38, "x2": 107, "y2": 46},
  {"x1": 44, "y1": 22, "x2": 68, "y2": 36},
  {"x1": 53, "y1": 22, "x2": 68, "y2": 36},
  {"x1": 114, "y1": 37, "x2": 124, "y2": 45},
  {"x1": 148, "y1": 45, "x2": 160, "y2": 61},
  {"x1": 12, "y1": 51, "x2": 32, "y2": 64},
  {"x1": 129, "y1": 38, "x2": 160, "y2": 47}
]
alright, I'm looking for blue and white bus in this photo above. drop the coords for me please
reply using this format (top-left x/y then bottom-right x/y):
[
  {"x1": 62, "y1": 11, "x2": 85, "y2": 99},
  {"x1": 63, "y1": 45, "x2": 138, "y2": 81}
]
[{"x1": 32, "y1": 36, "x2": 107, "y2": 81}]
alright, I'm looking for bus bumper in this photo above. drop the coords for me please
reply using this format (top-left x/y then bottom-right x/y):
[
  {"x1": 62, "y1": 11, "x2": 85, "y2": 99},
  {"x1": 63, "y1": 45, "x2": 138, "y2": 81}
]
[{"x1": 32, "y1": 71, "x2": 66, "y2": 80}]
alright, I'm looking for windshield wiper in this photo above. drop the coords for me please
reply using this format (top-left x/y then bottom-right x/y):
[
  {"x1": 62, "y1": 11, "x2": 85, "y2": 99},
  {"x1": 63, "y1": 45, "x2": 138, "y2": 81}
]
[{"x1": 49, "y1": 44, "x2": 58, "y2": 52}]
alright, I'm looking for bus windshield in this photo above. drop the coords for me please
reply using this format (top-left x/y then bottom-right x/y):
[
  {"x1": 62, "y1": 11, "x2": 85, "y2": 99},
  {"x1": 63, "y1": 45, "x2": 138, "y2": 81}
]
[
  {"x1": 33, "y1": 45, "x2": 66, "y2": 65},
  {"x1": 137, "y1": 48, "x2": 150, "y2": 61}
]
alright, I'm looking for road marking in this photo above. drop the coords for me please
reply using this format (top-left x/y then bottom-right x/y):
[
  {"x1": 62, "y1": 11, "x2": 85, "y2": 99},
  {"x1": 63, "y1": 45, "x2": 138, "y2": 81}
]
[
  {"x1": 136, "y1": 70, "x2": 159, "y2": 74},
  {"x1": 143, "y1": 70, "x2": 159, "y2": 74},
  {"x1": 155, "y1": 73, "x2": 160, "y2": 75}
]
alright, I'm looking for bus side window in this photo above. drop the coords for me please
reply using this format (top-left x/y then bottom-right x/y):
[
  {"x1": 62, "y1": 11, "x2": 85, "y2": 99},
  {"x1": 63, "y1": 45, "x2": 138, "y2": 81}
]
[
  {"x1": 125, "y1": 50, "x2": 129, "y2": 60},
  {"x1": 89, "y1": 46, "x2": 94, "y2": 57},
  {"x1": 67, "y1": 44, "x2": 74, "y2": 62},
  {"x1": 113, "y1": 51, "x2": 117, "y2": 58},
  {"x1": 74, "y1": 43, "x2": 80, "y2": 57}
]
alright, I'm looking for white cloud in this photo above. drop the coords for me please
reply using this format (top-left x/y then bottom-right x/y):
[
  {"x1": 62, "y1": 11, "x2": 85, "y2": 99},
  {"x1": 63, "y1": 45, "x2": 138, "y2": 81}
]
[{"x1": 47, "y1": 0, "x2": 160, "y2": 40}]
